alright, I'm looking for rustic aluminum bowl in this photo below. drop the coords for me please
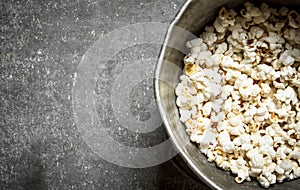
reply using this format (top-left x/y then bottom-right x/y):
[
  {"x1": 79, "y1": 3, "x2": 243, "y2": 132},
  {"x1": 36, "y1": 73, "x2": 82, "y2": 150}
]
[{"x1": 154, "y1": 0, "x2": 300, "y2": 189}]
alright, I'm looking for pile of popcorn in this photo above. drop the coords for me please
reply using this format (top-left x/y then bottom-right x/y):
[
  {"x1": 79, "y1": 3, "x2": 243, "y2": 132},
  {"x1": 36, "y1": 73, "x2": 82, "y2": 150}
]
[{"x1": 175, "y1": 2, "x2": 300, "y2": 188}]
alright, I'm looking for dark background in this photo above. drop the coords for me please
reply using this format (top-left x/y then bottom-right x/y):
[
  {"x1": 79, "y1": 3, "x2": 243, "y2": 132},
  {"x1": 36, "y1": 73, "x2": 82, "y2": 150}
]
[{"x1": 1, "y1": 0, "x2": 210, "y2": 189}]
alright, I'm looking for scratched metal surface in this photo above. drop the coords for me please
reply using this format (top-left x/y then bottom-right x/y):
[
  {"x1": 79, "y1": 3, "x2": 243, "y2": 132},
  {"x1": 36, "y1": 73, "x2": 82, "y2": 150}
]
[{"x1": 0, "y1": 0, "x2": 210, "y2": 189}]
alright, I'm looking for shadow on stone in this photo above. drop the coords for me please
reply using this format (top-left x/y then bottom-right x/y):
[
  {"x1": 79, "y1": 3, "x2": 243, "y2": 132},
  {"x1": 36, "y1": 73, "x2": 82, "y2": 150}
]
[{"x1": 23, "y1": 140, "x2": 48, "y2": 190}]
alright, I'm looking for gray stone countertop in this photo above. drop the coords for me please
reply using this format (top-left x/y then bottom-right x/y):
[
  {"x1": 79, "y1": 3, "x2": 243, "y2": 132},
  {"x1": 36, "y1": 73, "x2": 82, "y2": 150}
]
[{"x1": 1, "y1": 0, "x2": 211, "y2": 189}]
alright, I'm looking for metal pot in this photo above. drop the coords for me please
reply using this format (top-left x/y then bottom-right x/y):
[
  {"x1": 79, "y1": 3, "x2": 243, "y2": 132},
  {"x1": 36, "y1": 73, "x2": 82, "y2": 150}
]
[{"x1": 154, "y1": 0, "x2": 300, "y2": 189}]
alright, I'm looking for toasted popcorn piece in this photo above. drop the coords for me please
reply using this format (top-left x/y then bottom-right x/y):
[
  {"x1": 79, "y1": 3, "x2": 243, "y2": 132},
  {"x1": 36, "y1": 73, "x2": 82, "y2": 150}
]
[
  {"x1": 235, "y1": 168, "x2": 249, "y2": 184},
  {"x1": 218, "y1": 7, "x2": 236, "y2": 26},
  {"x1": 184, "y1": 63, "x2": 201, "y2": 76},
  {"x1": 277, "y1": 174, "x2": 287, "y2": 183}
]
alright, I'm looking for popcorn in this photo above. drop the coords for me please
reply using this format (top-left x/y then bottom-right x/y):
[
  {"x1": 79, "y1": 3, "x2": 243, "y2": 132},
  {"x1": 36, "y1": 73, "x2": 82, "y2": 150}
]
[
  {"x1": 294, "y1": 167, "x2": 300, "y2": 178},
  {"x1": 274, "y1": 87, "x2": 298, "y2": 105},
  {"x1": 284, "y1": 28, "x2": 300, "y2": 44},
  {"x1": 228, "y1": 115, "x2": 241, "y2": 127},
  {"x1": 258, "y1": 174, "x2": 273, "y2": 188},
  {"x1": 219, "y1": 160, "x2": 231, "y2": 170},
  {"x1": 249, "y1": 26, "x2": 264, "y2": 39},
  {"x1": 279, "y1": 50, "x2": 295, "y2": 66},
  {"x1": 183, "y1": 63, "x2": 201, "y2": 76},
  {"x1": 218, "y1": 130, "x2": 234, "y2": 153},
  {"x1": 214, "y1": 18, "x2": 227, "y2": 33},
  {"x1": 247, "y1": 148, "x2": 264, "y2": 169},
  {"x1": 215, "y1": 42, "x2": 228, "y2": 54},
  {"x1": 280, "y1": 160, "x2": 293, "y2": 172},
  {"x1": 199, "y1": 128, "x2": 217, "y2": 152},
  {"x1": 260, "y1": 144, "x2": 276, "y2": 159},
  {"x1": 288, "y1": 10, "x2": 300, "y2": 28},
  {"x1": 202, "y1": 32, "x2": 217, "y2": 46},
  {"x1": 175, "y1": 2, "x2": 300, "y2": 188},
  {"x1": 291, "y1": 48, "x2": 300, "y2": 61},
  {"x1": 186, "y1": 38, "x2": 203, "y2": 48},
  {"x1": 179, "y1": 109, "x2": 192, "y2": 122},
  {"x1": 202, "y1": 102, "x2": 212, "y2": 116}
]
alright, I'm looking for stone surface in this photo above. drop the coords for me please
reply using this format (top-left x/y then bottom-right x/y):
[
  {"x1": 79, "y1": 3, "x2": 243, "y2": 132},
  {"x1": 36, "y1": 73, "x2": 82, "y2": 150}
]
[{"x1": 1, "y1": 0, "x2": 211, "y2": 189}]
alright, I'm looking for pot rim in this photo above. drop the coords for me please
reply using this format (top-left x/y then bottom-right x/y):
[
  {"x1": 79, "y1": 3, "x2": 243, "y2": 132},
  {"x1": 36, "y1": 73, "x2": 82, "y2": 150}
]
[{"x1": 154, "y1": 0, "x2": 221, "y2": 189}]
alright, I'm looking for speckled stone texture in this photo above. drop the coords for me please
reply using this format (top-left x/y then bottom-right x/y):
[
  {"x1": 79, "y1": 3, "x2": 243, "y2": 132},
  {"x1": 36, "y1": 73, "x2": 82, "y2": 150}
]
[{"x1": 1, "y1": 0, "x2": 210, "y2": 189}]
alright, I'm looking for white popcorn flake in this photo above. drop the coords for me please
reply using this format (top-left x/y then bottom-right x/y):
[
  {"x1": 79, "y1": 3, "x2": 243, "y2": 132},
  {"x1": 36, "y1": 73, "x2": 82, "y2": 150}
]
[
  {"x1": 179, "y1": 109, "x2": 192, "y2": 122},
  {"x1": 198, "y1": 117, "x2": 211, "y2": 129},
  {"x1": 275, "y1": 86, "x2": 298, "y2": 105},
  {"x1": 211, "y1": 112, "x2": 225, "y2": 123},
  {"x1": 275, "y1": 165, "x2": 285, "y2": 175},
  {"x1": 202, "y1": 102, "x2": 212, "y2": 116},
  {"x1": 228, "y1": 115, "x2": 240, "y2": 127},
  {"x1": 215, "y1": 42, "x2": 228, "y2": 54},
  {"x1": 199, "y1": 128, "x2": 217, "y2": 152},
  {"x1": 218, "y1": 130, "x2": 234, "y2": 153},
  {"x1": 187, "y1": 38, "x2": 203, "y2": 48},
  {"x1": 258, "y1": 175, "x2": 271, "y2": 188},
  {"x1": 260, "y1": 145, "x2": 276, "y2": 159},
  {"x1": 294, "y1": 167, "x2": 300, "y2": 178},
  {"x1": 175, "y1": 2, "x2": 300, "y2": 188},
  {"x1": 247, "y1": 148, "x2": 264, "y2": 169},
  {"x1": 280, "y1": 160, "x2": 293, "y2": 172}
]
